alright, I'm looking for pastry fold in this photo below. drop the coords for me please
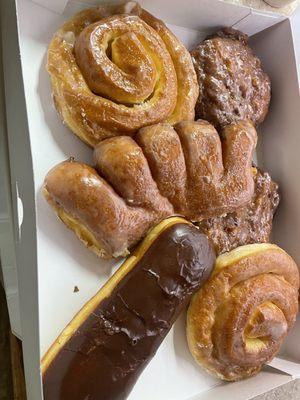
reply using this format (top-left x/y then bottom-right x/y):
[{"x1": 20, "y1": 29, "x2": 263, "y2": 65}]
[
  {"x1": 187, "y1": 243, "x2": 299, "y2": 381},
  {"x1": 44, "y1": 120, "x2": 257, "y2": 258}
]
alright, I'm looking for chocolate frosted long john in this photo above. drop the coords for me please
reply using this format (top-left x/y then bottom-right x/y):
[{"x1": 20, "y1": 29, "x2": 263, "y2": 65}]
[{"x1": 42, "y1": 218, "x2": 215, "y2": 400}]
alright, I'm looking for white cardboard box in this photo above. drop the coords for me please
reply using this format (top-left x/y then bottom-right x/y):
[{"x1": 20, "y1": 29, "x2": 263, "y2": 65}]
[{"x1": 1, "y1": 0, "x2": 300, "y2": 399}]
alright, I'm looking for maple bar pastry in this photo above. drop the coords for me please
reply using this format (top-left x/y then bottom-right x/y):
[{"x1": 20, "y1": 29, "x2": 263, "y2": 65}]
[
  {"x1": 42, "y1": 218, "x2": 216, "y2": 400},
  {"x1": 44, "y1": 119, "x2": 257, "y2": 258},
  {"x1": 47, "y1": 1, "x2": 198, "y2": 147},
  {"x1": 187, "y1": 243, "x2": 299, "y2": 381}
]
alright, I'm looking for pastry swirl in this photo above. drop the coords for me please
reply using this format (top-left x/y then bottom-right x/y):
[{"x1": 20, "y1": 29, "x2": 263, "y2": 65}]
[
  {"x1": 47, "y1": 1, "x2": 198, "y2": 147},
  {"x1": 44, "y1": 120, "x2": 257, "y2": 258},
  {"x1": 187, "y1": 243, "x2": 299, "y2": 381}
]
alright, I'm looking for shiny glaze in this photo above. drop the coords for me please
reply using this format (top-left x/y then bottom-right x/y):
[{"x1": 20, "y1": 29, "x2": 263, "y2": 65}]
[
  {"x1": 93, "y1": 136, "x2": 173, "y2": 211},
  {"x1": 95, "y1": 119, "x2": 257, "y2": 220},
  {"x1": 43, "y1": 223, "x2": 215, "y2": 399},
  {"x1": 191, "y1": 27, "x2": 271, "y2": 129},
  {"x1": 47, "y1": 1, "x2": 198, "y2": 147},
  {"x1": 198, "y1": 168, "x2": 280, "y2": 254},
  {"x1": 75, "y1": 15, "x2": 175, "y2": 105},
  {"x1": 44, "y1": 120, "x2": 257, "y2": 258},
  {"x1": 187, "y1": 244, "x2": 299, "y2": 381},
  {"x1": 44, "y1": 159, "x2": 172, "y2": 258}
]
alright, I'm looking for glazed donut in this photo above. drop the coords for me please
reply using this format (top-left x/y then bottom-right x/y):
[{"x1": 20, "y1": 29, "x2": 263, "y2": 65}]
[
  {"x1": 42, "y1": 218, "x2": 216, "y2": 400},
  {"x1": 187, "y1": 243, "x2": 299, "y2": 381},
  {"x1": 44, "y1": 120, "x2": 257, "y2": 258},
  {"x1": 198, "y1": 167, "x2": 280, "y2": 254},
  {"x1": 191, "y1": 27, "x2": 271, "y2": 129},
  {"x1": 47, "y1": 1, "x2": 198, "y2": 147}
]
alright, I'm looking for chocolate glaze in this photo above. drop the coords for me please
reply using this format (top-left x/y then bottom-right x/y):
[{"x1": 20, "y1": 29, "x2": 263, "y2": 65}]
[{"x1": 43, "y1": 223, "x2": 215, "y2": 400}]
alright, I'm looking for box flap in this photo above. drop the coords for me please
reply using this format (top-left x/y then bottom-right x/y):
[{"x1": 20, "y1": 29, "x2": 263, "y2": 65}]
[
  {"x1": 31, "y1": 0, "x2": 68, "y2": 13},
  {"x1": 189, "y1": 369, "x2": 293, "y2": 400},
  {"x1": 269, "y1": 357, "x2": 300, "y2": 378},
  {"x1": 290, "y1": 6, "x2": 300, "y2": 81},
  {"x1": 233, "y1": 9, "x2": 285, "y2": 35}
]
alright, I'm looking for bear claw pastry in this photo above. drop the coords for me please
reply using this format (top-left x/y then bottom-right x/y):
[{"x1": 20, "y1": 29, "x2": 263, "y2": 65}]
[
  {"x1": 187, "y1": 243, "x2": 299, "y2": 381},
  {"x1": 44, "y1": 120, "x2": 257, "y2": 258}
]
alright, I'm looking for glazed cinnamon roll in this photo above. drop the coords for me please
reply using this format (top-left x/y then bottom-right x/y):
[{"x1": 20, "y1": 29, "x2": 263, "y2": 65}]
[
  {"x1": 187, "y1": 243, "x2": 299, "y2": 381},
  {"x1": 47, "y1": 1, "x2": 198, "y2": 147}
]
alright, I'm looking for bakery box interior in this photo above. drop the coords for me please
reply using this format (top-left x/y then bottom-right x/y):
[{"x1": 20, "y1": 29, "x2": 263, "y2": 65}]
[{"x1": 1, "y1": 0, "x2": 300, "y2": 399}]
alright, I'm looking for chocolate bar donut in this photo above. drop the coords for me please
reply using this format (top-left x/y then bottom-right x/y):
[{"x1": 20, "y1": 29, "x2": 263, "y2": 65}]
[{"x1": 42, "y1": 218, "x2": 215, "y2": 400}]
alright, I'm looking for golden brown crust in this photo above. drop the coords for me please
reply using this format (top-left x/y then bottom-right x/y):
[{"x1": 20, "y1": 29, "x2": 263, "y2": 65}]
[
  {"x1": 174, "y1": 119, "x2": 257, "y2": 219},
  {"x1": 47, "y1": 1, "x2": 198, "y2": 147},
  {"x1": 187, "y1": 243, "x2": 300, "y2": 381},
  {"x1": 138, "y1": 8, "x2": 198, "y2": 124},
  {"x1": 43, "y1": 187, "x2": 111, "y2": 258},
  {"x1": 136, "y1": 123, "x2": 188, "y2": 212},
  {"x1": 135, "y1": 119, "x2": 257, "y2": 219},
  {"x1": 44, "y1": 120, "x2": 257, "y2": 258},
  {"x1": 93, "y1": 136, "x2": 173, "y2": 211},
  {"x1": 44, "y1": 160, "x2": 173, "y2": 258}
]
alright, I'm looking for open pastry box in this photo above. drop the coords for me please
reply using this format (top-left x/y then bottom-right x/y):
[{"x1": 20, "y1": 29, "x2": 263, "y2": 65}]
[{"x1": 1, "y1": 0, "x2": 300, "y2": 399}]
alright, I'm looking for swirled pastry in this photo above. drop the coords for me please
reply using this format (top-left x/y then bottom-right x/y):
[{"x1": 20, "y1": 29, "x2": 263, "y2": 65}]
[
  {"x1": 44, "y1": 120, "x2": 257, "y2": 258},
  {"x1": 187, "y1": 243, "x2": 299, "y2": 381},
  {"x1": 47, "y1": 1, "x2": 198, "y2": 147},
  {"x1": 198, "y1": 167, "x2": 280, "y2": 254},
  {"x1": 191, "y1": 27, "x2": 271, "y2": 129}
]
